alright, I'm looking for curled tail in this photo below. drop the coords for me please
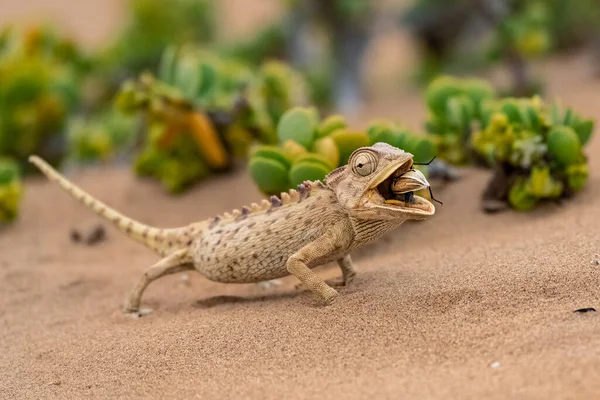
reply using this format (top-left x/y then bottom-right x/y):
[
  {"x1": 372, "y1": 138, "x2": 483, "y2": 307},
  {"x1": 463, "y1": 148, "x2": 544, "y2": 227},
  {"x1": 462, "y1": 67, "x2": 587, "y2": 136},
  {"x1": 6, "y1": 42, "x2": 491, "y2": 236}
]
[{"x1": 29, "y1": 155, "x2": 170, "y2": 254}]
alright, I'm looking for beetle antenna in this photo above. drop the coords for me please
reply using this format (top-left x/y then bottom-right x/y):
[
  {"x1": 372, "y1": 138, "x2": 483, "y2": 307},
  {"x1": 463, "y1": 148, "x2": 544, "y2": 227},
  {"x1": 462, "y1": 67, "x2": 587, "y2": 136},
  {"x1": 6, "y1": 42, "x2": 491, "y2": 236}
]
[
  {"x1": 429, "y1": 187, "x2": 443, "y2": 206},
  {"x1": 413, "y1": 155, "x2": 436, "y2": 166}
]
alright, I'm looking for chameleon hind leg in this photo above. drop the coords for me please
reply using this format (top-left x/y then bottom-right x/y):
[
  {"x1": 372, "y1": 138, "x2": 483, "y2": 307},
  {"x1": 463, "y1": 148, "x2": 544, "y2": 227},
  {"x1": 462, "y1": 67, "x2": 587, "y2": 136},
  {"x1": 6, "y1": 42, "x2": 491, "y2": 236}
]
[
  {"x1": 325, "y1": 255, "x2": 357, "y2": 287},
  {"x1": 124, "y1": 248, "x2": 193, "y2": 315},
  {"x1": 295, "y1": 254, "x2": 357, "y2": 291}
]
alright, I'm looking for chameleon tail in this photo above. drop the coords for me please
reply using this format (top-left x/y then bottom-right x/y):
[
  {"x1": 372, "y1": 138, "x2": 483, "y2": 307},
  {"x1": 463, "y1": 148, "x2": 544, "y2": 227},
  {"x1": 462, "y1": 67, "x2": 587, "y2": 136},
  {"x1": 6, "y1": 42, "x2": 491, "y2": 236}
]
[{"x1": 29, "y1": 155, "x2": 169, "y2": 255}]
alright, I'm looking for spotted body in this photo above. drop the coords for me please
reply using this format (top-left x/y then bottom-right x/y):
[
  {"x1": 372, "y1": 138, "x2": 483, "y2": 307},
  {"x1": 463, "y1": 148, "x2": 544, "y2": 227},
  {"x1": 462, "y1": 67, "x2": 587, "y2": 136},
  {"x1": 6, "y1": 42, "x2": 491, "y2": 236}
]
[
  {"x1": 194, "y1": 186, "x2": 345, "y2": 283},
  {"x1": 29, "y1": 143, "x2": 436, "y2": 315}
]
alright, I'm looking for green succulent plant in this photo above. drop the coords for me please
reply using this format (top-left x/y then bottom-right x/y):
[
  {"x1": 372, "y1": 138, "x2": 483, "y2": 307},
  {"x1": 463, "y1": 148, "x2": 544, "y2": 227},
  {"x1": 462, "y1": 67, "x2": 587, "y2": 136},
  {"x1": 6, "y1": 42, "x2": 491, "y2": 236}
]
[
  {"x1": 526, "y1": 165, "x2": 563, "y2": 198},
  {"x1": 472, "y1": 92, "x2": 594, "y2": 211},
  {"x1": 248, "y1": 145, "x2": 292, "y2": 195},
  {"x1": 424, "y1": 75, "x2": 496, "y2": 165},
  {"x1": 289, "y1": 154, "x2": 332, "y2": 187},
  {"x1": 249, "y1": 107, "x2": 339, "y2": 195},
  {"x1": 508, "y1": 178, "x2": 538, "y2": 211},
  {"x1": 316, "y1": 114, "x2": 347, "y2": 138},
  {"x1": 101, "y1": 0, "x2": 215, "y2": 77},
  {"x1": 565, "y1": 163, "x2": 589, "y2": 192},
  {"x1": 403, "y1": 0, "x2": 565, "y2": 97},
  {"x1": 366, "y1": 120, "x2": 436, "y2": 164},
  {"x1": 221, "y1": 23, "x2": 286, "y2": 67},
  {"x1": 134, "y1": 125, "x2": 211, "y2": 194},
  {"x1": 550, "y1": 103, "x2": 595, "y2": 146},
  {"x1": 312, "y1": 136, "x2": 339, "y2": 169},
  {"x1": 0, "y1": 26, "x2": 85, "y2": 172},
  {"x1": 115, "y1": 46, "x2": 309, "y2": 194},
  {"x1": 66, "y1": 108, "x2": 136, "y2": 162},
  {"x1": 489, "y1": 1, "x2": 552, "y2": 60},
  {"x1": 0, "y1": 157, "x2": 22, "y2": 224},
  {"x1": 276, "y1": 107, "x2": 319, "y2": 149},
  {"x1": 281, "y1": 139, "x2": 309, "y2": 162},
  {"x1": 330, "y1": 129, "x2": 370, "y2": 165},
  {"x1": 546, "y1": 126, "x2": 582, "y2": 166}
]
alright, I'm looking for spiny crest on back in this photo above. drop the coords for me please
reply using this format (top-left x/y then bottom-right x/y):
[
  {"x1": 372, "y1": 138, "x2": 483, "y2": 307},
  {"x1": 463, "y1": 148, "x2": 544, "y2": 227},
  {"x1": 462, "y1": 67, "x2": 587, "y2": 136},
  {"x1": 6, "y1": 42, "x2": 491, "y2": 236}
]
[
  {"x1": 270, "y1": 195, "x2": 282, "y2": 208},
  {"x1": 210, "y1": 180, "x2": 326, "y2": 225}
]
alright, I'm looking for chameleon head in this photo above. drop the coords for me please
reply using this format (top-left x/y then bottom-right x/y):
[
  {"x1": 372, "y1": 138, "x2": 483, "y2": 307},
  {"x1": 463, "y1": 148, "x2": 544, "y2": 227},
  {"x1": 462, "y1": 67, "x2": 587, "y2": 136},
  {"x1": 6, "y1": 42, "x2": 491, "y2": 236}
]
[{"x1": 325, "y1": 142, "x2": 435, "y2": 221}]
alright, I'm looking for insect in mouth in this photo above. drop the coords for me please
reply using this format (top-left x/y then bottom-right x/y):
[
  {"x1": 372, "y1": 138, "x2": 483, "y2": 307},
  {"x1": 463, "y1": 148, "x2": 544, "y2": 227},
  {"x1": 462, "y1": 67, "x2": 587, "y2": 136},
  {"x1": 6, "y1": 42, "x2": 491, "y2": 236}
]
[{"x1": 391, "y1": 166, "x2": 444, "y2": 206}]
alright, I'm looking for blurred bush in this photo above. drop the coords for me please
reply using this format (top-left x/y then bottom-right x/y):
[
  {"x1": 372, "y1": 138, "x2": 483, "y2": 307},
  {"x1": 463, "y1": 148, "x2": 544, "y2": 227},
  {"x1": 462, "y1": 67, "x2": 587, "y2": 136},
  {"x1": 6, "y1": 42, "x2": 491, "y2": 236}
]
[
  {"x1": 102, "y1": 0, "x2": 215, "y2": 78},
  {"x1": 423, "y1": 74, "x2": 595, "y2": 211},
  {"x1": 0, "y1": 25, "x2": 90, "y2": 173},
  {"x1": 403, "y1": 0, "x2": 600, "y2": 94},
  {"x1": 0, "y1": 157, "x2": 22, "y2": 224},
  {"x1": 545, "y1": 0, "x2": 600, "y2": 50},
  {"x1": 424, "y1": 75, "x2": 495, "y2": 165},
  {"x1": 471, "y1": 91, "x2": 594, "y2": 211},
  {"x1": 66, "y1": 108, "x2": 137, "y2": 163},
  {"x1": 221, "y1": 23, "x2": 287, "y2": 67},
  {"x1": 115, "y1": 45, "x2": 307, "y2": 193},
  {"x1": 1, "y1": 0, "x2": 596, "y2": 221},
  {"x1": 486, "y1": 0, "x2": 552, "y2": 96}
]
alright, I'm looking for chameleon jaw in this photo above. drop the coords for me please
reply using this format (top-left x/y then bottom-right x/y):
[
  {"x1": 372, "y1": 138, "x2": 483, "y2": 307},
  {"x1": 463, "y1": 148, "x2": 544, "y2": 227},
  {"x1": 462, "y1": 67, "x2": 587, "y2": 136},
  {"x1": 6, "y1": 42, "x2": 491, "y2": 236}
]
[{"x1": 381, "y1": 194, "x2": 434, "y2": 215}]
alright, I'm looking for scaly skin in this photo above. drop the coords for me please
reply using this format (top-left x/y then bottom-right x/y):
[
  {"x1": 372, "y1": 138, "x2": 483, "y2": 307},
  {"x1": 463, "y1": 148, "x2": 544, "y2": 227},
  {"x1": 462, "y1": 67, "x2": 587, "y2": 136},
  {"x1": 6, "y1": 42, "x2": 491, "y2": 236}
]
[{"x1": 29, "y1": 143, "x2": 435, "y2": 315}]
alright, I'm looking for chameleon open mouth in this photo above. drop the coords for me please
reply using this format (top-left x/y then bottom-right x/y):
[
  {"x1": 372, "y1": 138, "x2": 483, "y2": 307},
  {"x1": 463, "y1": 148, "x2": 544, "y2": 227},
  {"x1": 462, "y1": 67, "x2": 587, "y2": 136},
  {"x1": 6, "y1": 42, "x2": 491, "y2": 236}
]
[{"x1": 372, "y1": 165, "x2": 435, "y2": 216}]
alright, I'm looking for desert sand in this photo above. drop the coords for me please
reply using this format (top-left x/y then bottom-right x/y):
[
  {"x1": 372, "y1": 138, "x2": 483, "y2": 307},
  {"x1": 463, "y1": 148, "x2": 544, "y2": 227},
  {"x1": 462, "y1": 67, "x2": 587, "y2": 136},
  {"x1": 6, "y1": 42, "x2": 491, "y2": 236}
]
[
  {"x1": 1, "y1": 53, "x2": 600, "y2": 399},
  {"x1": 2, "y1": 0, "x2": 600, "y2": 397}
]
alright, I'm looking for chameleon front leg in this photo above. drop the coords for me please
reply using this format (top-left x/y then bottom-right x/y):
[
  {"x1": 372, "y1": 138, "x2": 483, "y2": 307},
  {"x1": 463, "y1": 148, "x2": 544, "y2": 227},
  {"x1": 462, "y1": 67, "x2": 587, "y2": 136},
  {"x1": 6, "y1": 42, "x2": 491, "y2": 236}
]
[
  {"x1": 124, "y1": 248, "x2": 193, "y2": 315},
  {"x1": 287, "y1": 233, "x2": 348, "y2": 304}
]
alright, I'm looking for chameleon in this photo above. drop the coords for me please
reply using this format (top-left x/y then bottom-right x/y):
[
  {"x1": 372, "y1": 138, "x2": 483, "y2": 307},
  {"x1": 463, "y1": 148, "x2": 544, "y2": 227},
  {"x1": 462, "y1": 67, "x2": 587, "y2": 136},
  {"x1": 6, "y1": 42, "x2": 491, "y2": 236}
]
[{"x1": 29, "y1": 142, "x2": 435, "y2": 315}]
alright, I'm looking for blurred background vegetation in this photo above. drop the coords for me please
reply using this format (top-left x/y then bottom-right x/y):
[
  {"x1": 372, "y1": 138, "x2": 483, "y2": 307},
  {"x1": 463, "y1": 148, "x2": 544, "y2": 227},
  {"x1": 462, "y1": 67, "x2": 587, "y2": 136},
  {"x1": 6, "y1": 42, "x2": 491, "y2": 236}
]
[{"x1": 1, "y1": 0, "x2": 600, "y2": 223}]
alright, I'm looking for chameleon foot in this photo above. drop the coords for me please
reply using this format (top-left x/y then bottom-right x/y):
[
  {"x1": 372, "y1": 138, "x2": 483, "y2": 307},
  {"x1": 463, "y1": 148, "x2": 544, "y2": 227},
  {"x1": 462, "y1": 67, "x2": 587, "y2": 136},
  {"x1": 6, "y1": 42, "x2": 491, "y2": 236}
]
[
  {"x1": 124, "y1": 307, "x2": 153, "y2": 318},
  {"x1": 293, "y1": 282, "x2": 339, "y2": 304},
  {"x1": 324, "y1": 277, "x2": 349, "y2": 287},
  {"x1": 326, "y1": 270, "x2": 356, "y2": 287},
  {"x1": 323, "y1": 287, "x2": 339, "y2": 304}
]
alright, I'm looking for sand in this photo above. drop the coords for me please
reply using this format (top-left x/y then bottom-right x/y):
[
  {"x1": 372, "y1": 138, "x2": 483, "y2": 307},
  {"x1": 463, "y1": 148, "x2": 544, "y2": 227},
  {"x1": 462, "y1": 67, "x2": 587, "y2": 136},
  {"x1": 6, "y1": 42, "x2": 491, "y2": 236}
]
[
  {"x1": 2, "y1": 0, "x2": 600, "y2": 395},
  {"x1": 1, "y1": 53, "x2": 600, "y2": 399}
]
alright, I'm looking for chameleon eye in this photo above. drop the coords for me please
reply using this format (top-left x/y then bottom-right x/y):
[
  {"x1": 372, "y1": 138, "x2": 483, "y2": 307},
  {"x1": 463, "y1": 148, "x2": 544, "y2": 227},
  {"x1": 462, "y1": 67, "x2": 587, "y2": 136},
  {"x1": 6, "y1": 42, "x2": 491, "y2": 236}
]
[{"x1": 352, "y1": 151, "x2": 377, "y2": 176}]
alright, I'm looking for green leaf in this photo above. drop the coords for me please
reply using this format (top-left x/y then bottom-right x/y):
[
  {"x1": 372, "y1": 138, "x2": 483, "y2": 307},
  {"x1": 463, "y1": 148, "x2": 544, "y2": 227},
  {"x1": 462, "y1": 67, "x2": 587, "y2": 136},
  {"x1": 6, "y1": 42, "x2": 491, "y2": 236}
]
[
  {"x1": 330, "y1": 129, "x2": 370, "y2": 165},
  {"x1": 547, "y1": 125, "x2": 582, "y2": 166},
  {"x1": 158, "y1": 45, "x2": 178, "y2": 84},
  {"x1": 508, "y1": 179, "x2": 538, "y2": 211},
  {"x1": 289, "y1": 160, "x2": 330, "y2": 186},
  {"x1": 250, "y1": 145, "x2": 292, "y2": 169},
  {"x1": 276, "y1": 107, "x2": 318, "y2": 148},
  {"x1": 566, "y1": 163, "x2": 589, "y2": 192},
  {"x1": 412, "y1": 138, "x2": 437, "y2": 164},
  {"x1": 563, "y1": 107, "x2": 573, "y2": 126},
  {"x1": 174, "y1": 56, "x2": 200, "y2": 100},
  {"x1": 249, "y1": 157, "x2": 290, "y2": 195},
  {"x1": 573, "y1": 119, "x2": 594, "y2": 146},
  {"x1": 316, "y1": 114, "x2": 347, "y2": 138},
  {"x1": 0, "y1": 158, "x2": 20, "y2": 185},
  {"x1": 197, "y1": 62, "x2": 218, "y2": 99},
  {"x1": 425, "y1": 76, "x2": 462, "y2": 118},
  {"x1": 312, "y1": 137, "x2": 340, "y2": 168},
  {"x1": 500, "y1": 99, "x2": 522, "y2": 124}
]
